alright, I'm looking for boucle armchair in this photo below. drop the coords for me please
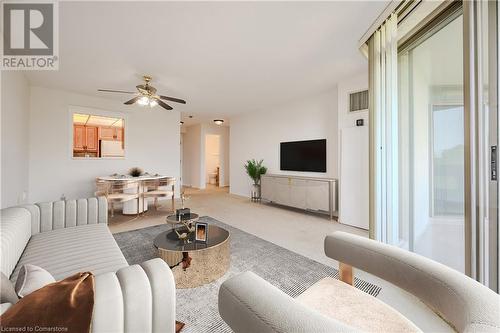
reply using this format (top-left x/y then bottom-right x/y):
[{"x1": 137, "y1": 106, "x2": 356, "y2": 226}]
[
  {"x1": 219, "y1": 231, "x2": 500, "y2": 333},
  {"x1": 0, "y1": 197, "x2": 176, "y2": 333}
]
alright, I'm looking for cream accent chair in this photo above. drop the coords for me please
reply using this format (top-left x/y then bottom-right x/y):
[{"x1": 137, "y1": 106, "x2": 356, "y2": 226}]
[
  {"x1": 0, "y1": 197, "x2": 176, "y2": 333},
  {"x1": 218, "y1": 231, "x2": 500, "y2": 333},
  {"x1": 142, "y1": 177, "x2": 175, "y2": 212}
]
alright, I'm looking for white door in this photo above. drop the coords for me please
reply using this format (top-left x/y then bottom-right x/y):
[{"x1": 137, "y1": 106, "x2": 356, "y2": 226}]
[{"x1": 340, "y1": 126, "x2": 369, "y2": 229}]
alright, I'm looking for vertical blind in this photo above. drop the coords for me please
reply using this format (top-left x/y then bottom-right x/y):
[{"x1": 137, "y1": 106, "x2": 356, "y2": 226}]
[{"x1": 368, "y1": 13, "x2": 398, "y2": 244}]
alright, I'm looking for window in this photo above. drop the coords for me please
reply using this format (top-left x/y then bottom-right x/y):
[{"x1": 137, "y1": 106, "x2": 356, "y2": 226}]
[
  {"x1": 72, "y1": 113, "x2": 125, "y2": 158},
  {"x1": 398, "y1": 12, "x2": 465, "y2": 272},
  {"x1": 430, "y1": 105, "x2": 464, "y2": 217}
]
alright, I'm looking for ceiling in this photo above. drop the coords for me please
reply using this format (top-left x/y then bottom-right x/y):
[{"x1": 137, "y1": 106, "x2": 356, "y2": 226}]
[
  {"x1": 73, "y1": 113, "x2": 124, "y2": 128},
  {"x1": 25, "y1": 1, "x2": 388, "y2": 125}
]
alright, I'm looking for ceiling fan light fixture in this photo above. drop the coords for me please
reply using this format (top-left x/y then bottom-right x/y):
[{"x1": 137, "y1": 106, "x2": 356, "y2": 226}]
[
  {"x1": 213, "y1": 119, "x2": 224, "y2": 125},
  {"x1": 98, "y1": 75, "x2": 186, "y2": 111},
  {"x1": 138, "y1": 96, "x2": 150, "y2": 106}
]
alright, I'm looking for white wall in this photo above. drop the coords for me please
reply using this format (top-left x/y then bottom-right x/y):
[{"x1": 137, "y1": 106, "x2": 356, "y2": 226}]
[
  {"x1": 28, "y1": 86, "x2": 180, "y2": 202},
  {"x1": 337, "y1": 73, "x2": 369, "y2": 148},
  {"x1": 182, "y1": 124, "x2": 201, "y2": 188},
  {"x1": 337, "y1": 72, "x2": 369, "y2": 229},
  {"x1": 1, "y1": 72, "x2": 30, "y2": 208},
  {"x1": 230, "y1": 89, "x2": 338, "y2": 197}
]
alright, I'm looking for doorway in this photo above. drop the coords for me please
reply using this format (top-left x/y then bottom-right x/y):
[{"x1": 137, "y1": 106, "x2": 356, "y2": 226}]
[{"x1": 205, "y1": 134, "x2": 220, "y2": 188}]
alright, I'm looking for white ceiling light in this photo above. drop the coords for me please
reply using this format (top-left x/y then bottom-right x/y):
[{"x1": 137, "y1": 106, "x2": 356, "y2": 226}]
[
  {"x1": 138, "y1": 96, "x2": 149, "y2": 106},
  {"x1": 149, "y1": 99, "x2": 158, "y2": 107},
  {"x1": 213, "y1": 119, "x2": 224, "y2": 125}
]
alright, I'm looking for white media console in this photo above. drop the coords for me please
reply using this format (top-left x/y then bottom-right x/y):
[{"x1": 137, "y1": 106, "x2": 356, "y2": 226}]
[{"x1": 260, "y1": 174, "x2": 337, "y2": 219}]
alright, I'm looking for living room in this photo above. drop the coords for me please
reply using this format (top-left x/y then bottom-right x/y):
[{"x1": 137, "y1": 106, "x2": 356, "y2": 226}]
[{"x1": 1, "y1": 1, "x2": 499, "y2": 333}]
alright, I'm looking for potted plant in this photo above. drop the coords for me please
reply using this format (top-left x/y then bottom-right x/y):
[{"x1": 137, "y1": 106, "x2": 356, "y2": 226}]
[
  {"x1": 128, "y1": 167, "x2": 143, "y2": 177},
  {"x1": 244, "y1": 159, "x2": 267, "y2": 201}
]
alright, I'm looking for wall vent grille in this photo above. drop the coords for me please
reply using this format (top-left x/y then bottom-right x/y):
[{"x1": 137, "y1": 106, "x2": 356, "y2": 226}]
[{"x1": 349, "y1": 90, "x2": 369, "y2": 112}]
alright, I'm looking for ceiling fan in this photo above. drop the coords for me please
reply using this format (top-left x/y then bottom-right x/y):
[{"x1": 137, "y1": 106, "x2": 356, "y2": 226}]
[{"x1": 98, "y1": 75, "x2": 186, "y2": 110}]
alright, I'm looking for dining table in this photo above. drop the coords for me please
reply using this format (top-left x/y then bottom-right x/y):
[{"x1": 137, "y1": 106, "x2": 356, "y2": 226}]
[{"x1": 97, "y1": 174, "x2": 175, "y2": 215}]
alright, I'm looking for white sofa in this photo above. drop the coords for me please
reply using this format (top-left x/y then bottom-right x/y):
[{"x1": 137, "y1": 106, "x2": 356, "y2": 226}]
[{"x1": 0, "y1": 197, "x2": 176, "y2": 333}]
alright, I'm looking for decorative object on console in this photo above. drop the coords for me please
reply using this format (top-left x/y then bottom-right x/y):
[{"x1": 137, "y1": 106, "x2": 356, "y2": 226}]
[
  {"x1": 128, "y1": 167, "x2": 143, "y2": 177},
  {"x1": 244, "y1": 159, "x2": 268, "y2": 202},
  {"x1": 195, "y1": 222, "x2": 208, "y2": 242}
]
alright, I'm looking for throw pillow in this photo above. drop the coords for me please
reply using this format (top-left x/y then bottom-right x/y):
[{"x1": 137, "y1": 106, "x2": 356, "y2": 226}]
[
  {"x1": 1, "y1": 272, "x2": 94, "y2": 332},
  {"x1": 15, "y1": 264, "x2": 55, "y2": 298},
  {"x1": 0, "y1": 273, "x2": 19, "y2": 304}
]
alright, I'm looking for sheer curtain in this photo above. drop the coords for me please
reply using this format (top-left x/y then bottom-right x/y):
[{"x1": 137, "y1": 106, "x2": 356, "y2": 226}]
[{"x1": 368, "y1": 13, "x2": 398, "y2": 244}]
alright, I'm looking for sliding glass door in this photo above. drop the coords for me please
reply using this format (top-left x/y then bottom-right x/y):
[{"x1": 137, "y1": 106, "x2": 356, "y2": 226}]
[
  {"x1": 398, "y1": 11, "x2": 465, "y2": 272},
  {"x1": 369, "y1": 0, "x2": 498, "y2": 288}
]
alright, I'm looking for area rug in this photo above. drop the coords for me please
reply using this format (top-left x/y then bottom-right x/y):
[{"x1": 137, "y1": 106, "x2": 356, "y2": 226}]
[{"x1": 113, "y1": 216, "x2": 382, "y2": 333}]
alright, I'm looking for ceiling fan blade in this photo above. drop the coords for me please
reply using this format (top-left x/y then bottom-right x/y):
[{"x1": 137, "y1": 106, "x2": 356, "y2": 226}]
[
  {"x1": 98, "y1": 89, "x2": 136, "y2": 94},
  {"x1": 124, "y1": 96, "x2": 141, "y2": 105},
  {"x1": 159, "y1": 95, "x2": 186, "y2": 104},
  {"x1": 156, "y1": 99, "x2": 173, "y2": 110}
]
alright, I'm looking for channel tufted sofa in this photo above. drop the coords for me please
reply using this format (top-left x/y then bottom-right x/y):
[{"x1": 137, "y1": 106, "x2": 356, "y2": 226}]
[{"x1": 0, "y1": 197, "x2": 176, "y2": 333}]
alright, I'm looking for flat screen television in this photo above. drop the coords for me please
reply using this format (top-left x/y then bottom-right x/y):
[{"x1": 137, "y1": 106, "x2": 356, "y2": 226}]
[{"x1": 280, "y1": 139, "x2": 326, "y2": 172}]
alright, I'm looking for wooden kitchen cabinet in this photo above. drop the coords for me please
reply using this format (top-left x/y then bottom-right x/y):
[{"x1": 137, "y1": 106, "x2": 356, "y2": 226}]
[
  {"x1": 85, "y1": 126, "x2": 98, "y2": 151},
  {"x1": 73, "y1": 125, "x2": 98, "y2": 152},
  {"x1": 73, "y1": 125, "x2": 86, "y2": 150},
  {"x1": 99, "y1": 126, "x2": 122, "y2": 141},
  {"x1": 99, "y1": 127, "x2": 115, "y2": 140}
]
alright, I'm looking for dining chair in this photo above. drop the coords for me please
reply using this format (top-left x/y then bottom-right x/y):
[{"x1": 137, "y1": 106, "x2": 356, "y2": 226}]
[
  {"x1": 142, "y1": 177, "x2": 175, "y2": 213},
  {"x1": 95, "y1": 178, "x2": 109, "y2": 197},
  {"x1": 95, "y1": 179, "x2": 141, "y2": 217}
]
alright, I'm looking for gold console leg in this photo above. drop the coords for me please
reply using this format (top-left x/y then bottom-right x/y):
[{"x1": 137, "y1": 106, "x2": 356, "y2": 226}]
[{"x1": 339, "y1": 262, "x2": 353, "y2": 285}]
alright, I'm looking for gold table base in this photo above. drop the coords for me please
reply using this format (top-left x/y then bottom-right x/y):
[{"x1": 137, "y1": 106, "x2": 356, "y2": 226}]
[{"x1": 157, "y1": 237, "x2": 230, "y2": 289}]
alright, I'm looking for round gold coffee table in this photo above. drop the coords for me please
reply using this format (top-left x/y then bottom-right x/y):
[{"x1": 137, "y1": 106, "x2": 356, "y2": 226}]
[{"x1": 153, "y1": 225, "x2": 230, "y2": 288}]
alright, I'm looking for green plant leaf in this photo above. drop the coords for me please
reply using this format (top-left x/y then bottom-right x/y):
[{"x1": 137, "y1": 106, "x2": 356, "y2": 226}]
[{"x1": 244, "y1": 159, "x2": 267, "y2": 184}]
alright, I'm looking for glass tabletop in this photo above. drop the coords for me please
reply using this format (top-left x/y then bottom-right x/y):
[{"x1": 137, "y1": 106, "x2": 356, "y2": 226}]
[
  {"x1": 154, "y1": 225, "x2": 229, "y2": 252},
  {"x1": 166, "y1": 213, "x2": 199, "y2": 224}
]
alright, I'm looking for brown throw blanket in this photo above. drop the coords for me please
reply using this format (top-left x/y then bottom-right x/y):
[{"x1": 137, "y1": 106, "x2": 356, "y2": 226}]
[{"x1": 0, "y1": 272, "x2": 95, "y2": 333}]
